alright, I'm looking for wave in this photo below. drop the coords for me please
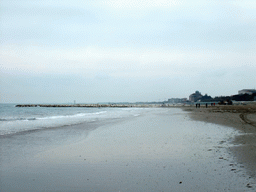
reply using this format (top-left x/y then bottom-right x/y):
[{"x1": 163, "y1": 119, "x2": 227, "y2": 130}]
[
  {"x1": 37, "y1": 111, "x2": 108, "y2": 120},
  {"x1": 0, "y1": 110, "x2": 112, "y2": 136},
  {"x1": 0, "y1": 108, "x2": 148, "y2": 136},
  {"x1": 0, "y1": 117, "x2": 37, "y2": 122},
  {"x1": 0, "y1": 121, "x2": 89, "y2": 137},
  {"x1": 0, "y1": 111, "x2": 108, "y2": 122}
]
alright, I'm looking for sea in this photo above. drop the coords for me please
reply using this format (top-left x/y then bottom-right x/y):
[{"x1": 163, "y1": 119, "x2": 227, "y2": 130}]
[{"x1": 0, "y1": 103, "x2": 145, "y2": 137}]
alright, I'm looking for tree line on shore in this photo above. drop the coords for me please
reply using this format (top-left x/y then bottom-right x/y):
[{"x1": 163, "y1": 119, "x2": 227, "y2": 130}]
[{"x1": 199, "y1": 93, "x2": 256, "y2": 103}]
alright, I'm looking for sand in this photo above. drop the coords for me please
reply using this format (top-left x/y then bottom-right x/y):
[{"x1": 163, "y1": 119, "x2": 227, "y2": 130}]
[
  {"x1": 183, "y1": 104, "x2": 256, "y2": 178},
  {"x1": 1, "y1": 107, "x2": 256, "y2": 191}
]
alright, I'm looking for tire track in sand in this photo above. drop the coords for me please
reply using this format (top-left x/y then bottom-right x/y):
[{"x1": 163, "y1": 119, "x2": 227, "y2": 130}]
[{"x1": 239, "y1": 113, "x2": 256, "y2": 128}]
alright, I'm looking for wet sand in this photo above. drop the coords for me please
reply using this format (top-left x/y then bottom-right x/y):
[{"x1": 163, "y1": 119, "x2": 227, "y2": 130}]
[
  {"x1": 1, "y1": 108, "x2": 256, "y2": 191},
  {"x1": 184, "y1": 104, "x2": 256, "y2": 179}
]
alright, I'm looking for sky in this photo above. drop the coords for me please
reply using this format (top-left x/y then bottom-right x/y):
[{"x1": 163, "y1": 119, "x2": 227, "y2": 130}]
[{"x1": 1, "y1": 0, "x2": 256, "y2": 103}]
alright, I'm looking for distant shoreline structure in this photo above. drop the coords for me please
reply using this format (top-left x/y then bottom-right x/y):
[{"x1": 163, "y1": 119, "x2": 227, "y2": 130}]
[
  {"x1": 15, "y1": 104, "x2": 165, "y2": 108},
  {"x1": 15, "y1": 101, "x2": 256, "y2": 108}
]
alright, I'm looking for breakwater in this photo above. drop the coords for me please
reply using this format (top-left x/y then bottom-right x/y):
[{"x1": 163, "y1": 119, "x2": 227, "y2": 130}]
[{"x1": 15, "y1": 104, "x2": 162, "y2": 108}]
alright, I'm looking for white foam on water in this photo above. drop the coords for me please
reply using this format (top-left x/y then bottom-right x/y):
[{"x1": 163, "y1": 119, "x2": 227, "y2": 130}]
[{"x1": 0, "y1": 107, "x2": 149, "y2": 136}]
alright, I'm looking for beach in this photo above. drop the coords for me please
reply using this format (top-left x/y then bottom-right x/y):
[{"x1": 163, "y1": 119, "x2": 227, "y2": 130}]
[
  {"x1": 1, "y1": 106, "x2": 256, "y2": 191},
  {"x1": 184, "y1": 104, "x2": 256, "y2": 179}
]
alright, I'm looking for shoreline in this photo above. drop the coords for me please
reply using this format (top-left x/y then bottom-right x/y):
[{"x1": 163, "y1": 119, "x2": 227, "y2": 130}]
[
  {"x1": 183, "y1": 105, "x2": 256, "y2": 178},
  {"x1": 1, "y1": 107, "x2": 256, "y2": 191}
]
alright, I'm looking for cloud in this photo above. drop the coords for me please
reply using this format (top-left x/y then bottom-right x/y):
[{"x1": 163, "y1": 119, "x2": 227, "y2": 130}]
[
  {"x1": 1, "y1": 42, "x2": 256, "y2": 78},
  {"x1": 97, "y1": 0, "x2": 179, "y2": 9},
  {"x1": 0, "y1": 44, "x2": 216, "y2": 74},
  {"x1": 232, "y1": 0, "x2": 256, "y2": 10}
]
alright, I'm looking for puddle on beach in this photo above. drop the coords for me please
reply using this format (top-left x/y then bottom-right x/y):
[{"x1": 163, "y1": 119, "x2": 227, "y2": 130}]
[{"x1": 1, "y1": 108, "x2": 255, "y2": 191}]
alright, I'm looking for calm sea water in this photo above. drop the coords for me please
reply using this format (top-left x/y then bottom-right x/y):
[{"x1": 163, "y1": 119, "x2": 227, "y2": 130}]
[{"x1": 0, "y1": 104, "x2": 145, "y2": 136}]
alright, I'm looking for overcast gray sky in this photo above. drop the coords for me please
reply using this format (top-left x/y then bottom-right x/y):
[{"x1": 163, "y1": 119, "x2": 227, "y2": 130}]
[{"x1": 1, "y1": 0, "x2": 256, "y2": 103}]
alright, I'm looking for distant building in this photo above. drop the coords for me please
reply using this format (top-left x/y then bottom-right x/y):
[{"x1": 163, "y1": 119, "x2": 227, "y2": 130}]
[
  {"x1": 168, "y1": 98, "x2": 187, "y2": 103},
  {"x1": 200, "y1": 94, "x2": 213, "y2": 102},
  {"x1": 238, "y1": 89, "x2": 256, "y2": 95},
  {"x1": 189, "y1": 91, "x2": 202, "y2": 102}
]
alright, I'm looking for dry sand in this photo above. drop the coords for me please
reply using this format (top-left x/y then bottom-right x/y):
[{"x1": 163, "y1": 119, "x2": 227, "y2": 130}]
[{"x1": 183, "y1": 104, "x2": 256, "y2": 178}]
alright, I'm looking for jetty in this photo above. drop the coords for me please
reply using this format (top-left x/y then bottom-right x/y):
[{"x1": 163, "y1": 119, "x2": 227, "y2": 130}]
[{"x1": 15, "y1": 104, "x2": 163, "y2": 108}]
